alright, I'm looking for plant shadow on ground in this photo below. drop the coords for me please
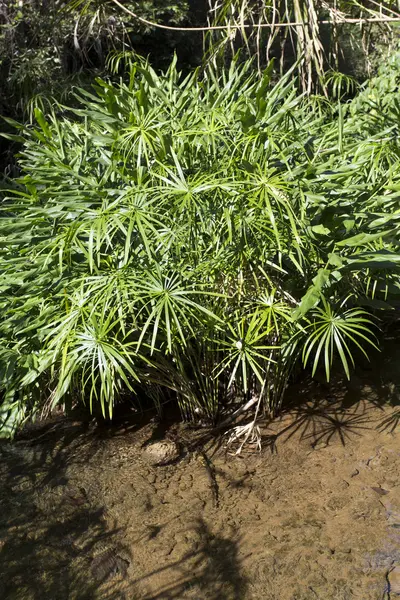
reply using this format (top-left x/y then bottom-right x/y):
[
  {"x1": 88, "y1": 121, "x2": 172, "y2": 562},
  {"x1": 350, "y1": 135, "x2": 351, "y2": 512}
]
[
  {"x1": 0, "y1": 422, "x2": 139, "y2": 600},
  {"x1": 0, "y1": 410, "x2": 249, "y2": 600},
  {"x1": 184, "y1": 339, "x2": 400, "y2": 457},
  {"x1": 0, "y1": 421, "x2": 249, "y2": 600},
  {"x1": 257, "y1": 340, "x2": 400, "y2": 453},
  {"x1": 136, "y1": 518, "x2": 248, "y2": 600}
]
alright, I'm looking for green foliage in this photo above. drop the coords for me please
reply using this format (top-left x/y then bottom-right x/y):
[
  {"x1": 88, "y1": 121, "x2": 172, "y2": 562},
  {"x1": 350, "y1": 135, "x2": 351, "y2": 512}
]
[
  {"x1": 1, "y1": 54, "x2": 400, "y2": 437},
  {"x1": 0, "y1": 0, "x2": 192, "y2": 119}
]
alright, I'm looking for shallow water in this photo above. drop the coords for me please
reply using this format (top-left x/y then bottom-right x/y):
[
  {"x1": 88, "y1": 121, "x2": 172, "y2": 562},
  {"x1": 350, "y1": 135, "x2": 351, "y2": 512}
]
[{"x1": 1, "y1": 342, "x2": 400, "y2": 599}]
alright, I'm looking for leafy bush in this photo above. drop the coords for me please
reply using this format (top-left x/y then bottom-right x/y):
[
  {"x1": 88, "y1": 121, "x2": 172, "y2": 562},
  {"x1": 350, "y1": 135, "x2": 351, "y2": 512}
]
[{"x1": 1, "y1": 55, "x2": 400, "y2": 437}]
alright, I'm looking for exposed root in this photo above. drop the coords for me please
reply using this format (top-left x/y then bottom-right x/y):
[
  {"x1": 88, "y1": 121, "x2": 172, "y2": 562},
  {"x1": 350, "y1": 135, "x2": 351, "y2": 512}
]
[{"x1": 225, "y1": 421, "x2": 262, "y2": 455}]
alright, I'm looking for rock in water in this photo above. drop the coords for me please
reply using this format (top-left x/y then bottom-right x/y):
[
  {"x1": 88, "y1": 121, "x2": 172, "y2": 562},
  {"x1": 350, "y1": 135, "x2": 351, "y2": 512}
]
[
  {"x1": 389, "y1": 566, "x2": 400, "y2": 595},
  {"x1": 143, "y1": 440, "x2": 180, "y2": 466}
]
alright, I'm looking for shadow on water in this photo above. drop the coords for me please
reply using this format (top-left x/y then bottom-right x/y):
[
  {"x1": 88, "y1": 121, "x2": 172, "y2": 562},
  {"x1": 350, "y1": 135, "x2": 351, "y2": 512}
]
[
  {"x1": 262, "y1": 341, "x2": 400, "y2": 450},
  {"x1": 0, "y1": 418, "x2": 248, "y2": 600},
  {"x1": 0, "y1": 423, "x2": 137, "y2": 600},
  {"x1": 157, "y1": 339, "x2": 400, "y2": 459},
  {"x1": 191, "y1": 375, "x2": 394, "y2": 456},
  {"x1": 1, "y1": 338, "x2": 400, "y2": 599},
  {"x1": 135, "y1": 518, "x2": 248, "y2": 600},
  {"x1": 275, "y1": 385, "x2": 378, "y2": 448}
]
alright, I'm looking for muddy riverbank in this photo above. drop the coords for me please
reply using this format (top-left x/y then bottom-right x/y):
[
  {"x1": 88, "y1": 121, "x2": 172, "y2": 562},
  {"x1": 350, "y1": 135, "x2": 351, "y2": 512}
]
[{"x1": 1, "y1": 342, "x2": 400, "y2": 599}]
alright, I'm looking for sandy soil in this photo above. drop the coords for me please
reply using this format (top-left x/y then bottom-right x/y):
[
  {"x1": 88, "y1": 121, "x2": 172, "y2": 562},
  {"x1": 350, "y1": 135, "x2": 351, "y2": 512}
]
[{"x1": 1, "y1": 341, "x2": 400, "y2": 600}]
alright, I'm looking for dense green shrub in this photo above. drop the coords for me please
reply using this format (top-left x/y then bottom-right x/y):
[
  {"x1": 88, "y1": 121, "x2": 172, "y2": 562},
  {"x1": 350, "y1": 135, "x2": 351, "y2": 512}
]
[{"x1": 1, "y1": 54, "x2": 399, "y2": 437}]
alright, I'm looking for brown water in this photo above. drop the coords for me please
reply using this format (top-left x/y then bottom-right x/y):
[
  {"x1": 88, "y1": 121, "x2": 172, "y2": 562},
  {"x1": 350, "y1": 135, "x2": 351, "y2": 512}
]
[{"x1": 1, "y1": 342, "x2": 400, "y2": 600}]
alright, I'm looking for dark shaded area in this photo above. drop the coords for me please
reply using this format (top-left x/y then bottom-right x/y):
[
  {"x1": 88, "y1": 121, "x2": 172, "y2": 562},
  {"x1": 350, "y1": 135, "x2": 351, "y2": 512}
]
[
  {"x1": 0, "y1": 418, "x2": 249, "y2": 600},
  {"x1": 132, "y1": 0, "x2": 207, "y2": 72},
  {"x1": 0, "y1": 425, "x2": 136, "y2": 600}
]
